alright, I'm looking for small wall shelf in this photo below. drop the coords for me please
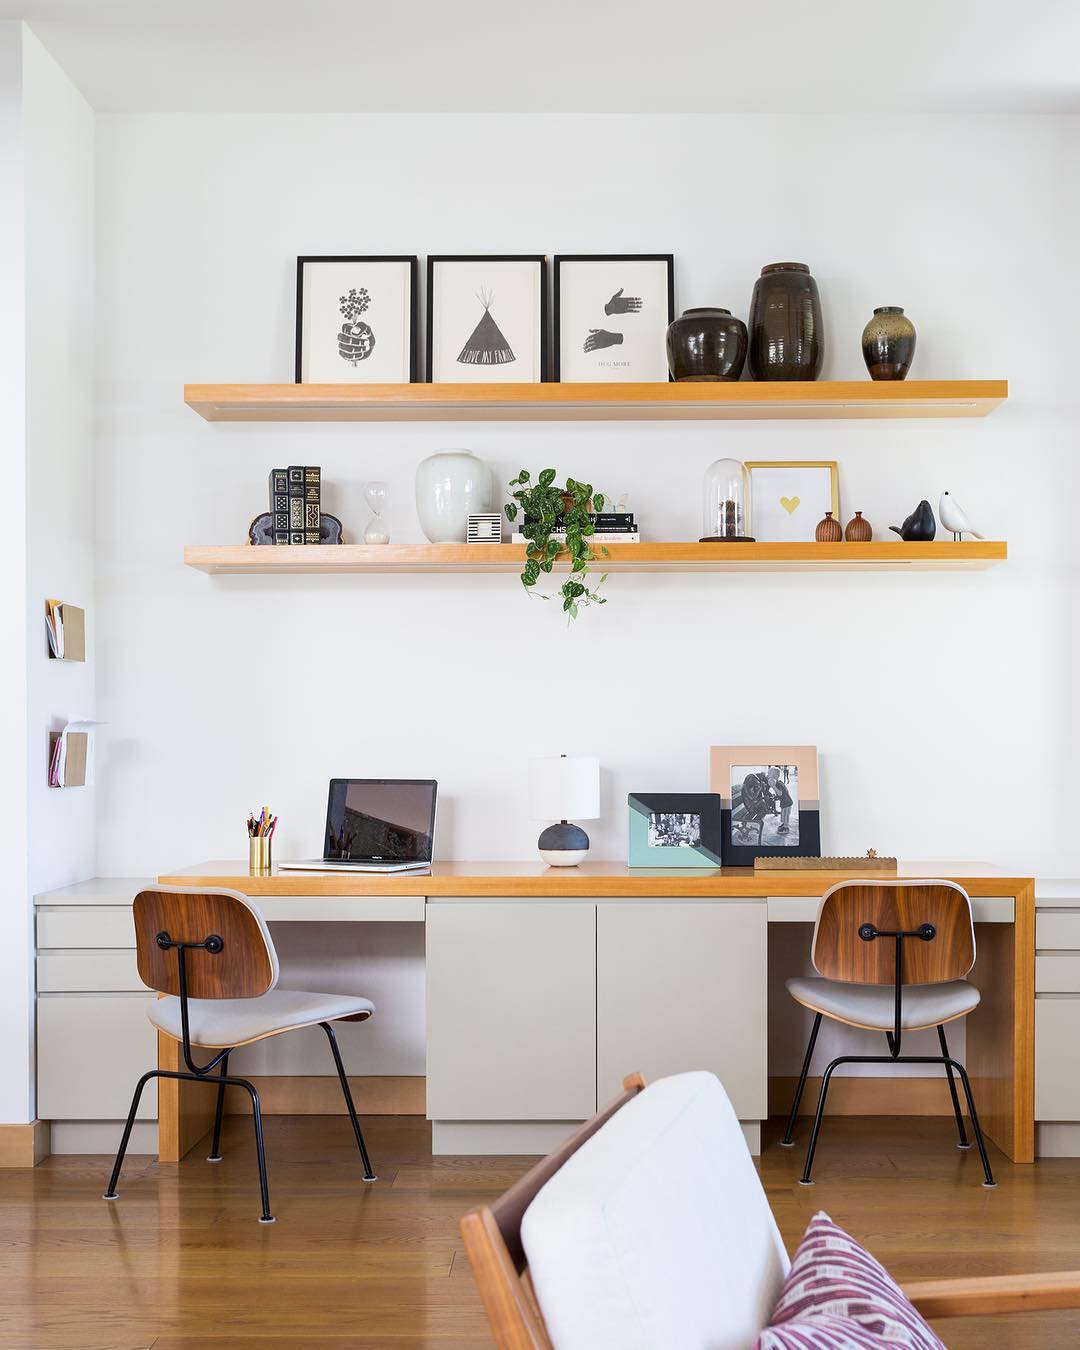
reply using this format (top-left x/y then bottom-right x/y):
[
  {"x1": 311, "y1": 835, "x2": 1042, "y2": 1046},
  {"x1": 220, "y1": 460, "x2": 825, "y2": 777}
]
[
  {"x1": 184, "y1": 541, "x2": 1007, "y2": 575},
  {"x1": 184, "y1": 380, "x2": 1008, "y2": 423}
]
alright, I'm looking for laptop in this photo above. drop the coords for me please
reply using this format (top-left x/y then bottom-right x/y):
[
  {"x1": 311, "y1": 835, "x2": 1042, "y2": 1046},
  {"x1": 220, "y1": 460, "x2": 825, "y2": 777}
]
[{"x1": 279, "y1": 778, "x2": 437, "y2": 873}]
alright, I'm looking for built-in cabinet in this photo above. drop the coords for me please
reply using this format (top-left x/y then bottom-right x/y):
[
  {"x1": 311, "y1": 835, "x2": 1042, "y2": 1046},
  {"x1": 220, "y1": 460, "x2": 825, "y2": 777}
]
[
  {"x1": 1034, "y1": 884, "x2": 1080, "y2": 1154},
  {"x1": 426, "y1": 897, "x2": 769, "y2": 1151}
]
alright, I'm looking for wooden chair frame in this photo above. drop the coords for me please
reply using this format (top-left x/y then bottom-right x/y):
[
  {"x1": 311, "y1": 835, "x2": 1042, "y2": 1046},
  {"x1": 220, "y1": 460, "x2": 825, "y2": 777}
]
[{"x1": 460, "y1": 1073, "x2": 1080, "y2": 1350}]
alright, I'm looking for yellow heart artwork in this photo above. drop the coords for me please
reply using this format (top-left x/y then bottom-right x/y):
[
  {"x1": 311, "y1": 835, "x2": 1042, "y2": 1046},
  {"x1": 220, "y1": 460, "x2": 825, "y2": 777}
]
[{"x1": 780, "y1": 495, "x2": 801, "y2": 514}]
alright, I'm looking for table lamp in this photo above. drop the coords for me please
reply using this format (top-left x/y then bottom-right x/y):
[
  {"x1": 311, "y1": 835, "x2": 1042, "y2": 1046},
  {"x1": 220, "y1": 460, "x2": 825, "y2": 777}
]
[{"x1": 529, "y1": 755, "x2": 600, "y2": 866}]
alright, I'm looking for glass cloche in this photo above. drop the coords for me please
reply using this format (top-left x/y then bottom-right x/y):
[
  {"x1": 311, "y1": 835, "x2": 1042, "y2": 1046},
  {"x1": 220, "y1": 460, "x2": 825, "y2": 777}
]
[{"x1": 701, "y1": 457, "x2": 754, "y2": 541}]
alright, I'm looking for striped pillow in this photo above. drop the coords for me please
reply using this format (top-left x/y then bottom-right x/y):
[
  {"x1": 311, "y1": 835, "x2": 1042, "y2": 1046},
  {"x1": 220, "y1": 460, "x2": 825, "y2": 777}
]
[{"x1": 755, "y1": 1212, "x2": 945, "y2": 1348}]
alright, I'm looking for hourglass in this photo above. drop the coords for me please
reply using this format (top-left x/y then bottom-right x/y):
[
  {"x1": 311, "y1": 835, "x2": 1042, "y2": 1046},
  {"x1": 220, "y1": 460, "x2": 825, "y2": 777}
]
[{"x1": 363, "y1": 481, "x2": 390, "y2": 545}]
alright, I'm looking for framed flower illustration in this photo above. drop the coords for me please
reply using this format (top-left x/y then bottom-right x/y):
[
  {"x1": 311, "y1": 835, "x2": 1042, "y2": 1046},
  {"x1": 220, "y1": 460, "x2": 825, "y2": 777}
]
[
  {"x1": 295, "y1": 256, "x2": 419, "y2": 383},
  {"x1": 427, "y1": 255, "x2": 547, "y2": 382},
  {"x1": 554, "y1": 254, "x2": 675, "y2": 382}
]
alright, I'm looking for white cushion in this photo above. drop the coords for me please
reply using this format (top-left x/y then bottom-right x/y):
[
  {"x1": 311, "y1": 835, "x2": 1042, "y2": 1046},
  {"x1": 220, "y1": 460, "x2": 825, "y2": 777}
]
[
  {"x1": 520, "y1": 1072, "x2": 789, "y2": 1350},
  {"x1": 787, "y1": 976, "x2": 979, "y2": 1030},
  {"x1": 149, "y1": 988, "x2": 374, "y2": 1048}
]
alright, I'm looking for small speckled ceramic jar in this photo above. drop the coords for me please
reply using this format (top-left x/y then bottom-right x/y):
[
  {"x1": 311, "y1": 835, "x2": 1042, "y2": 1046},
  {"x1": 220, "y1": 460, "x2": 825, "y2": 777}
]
[{"x1": 862, "y1": 306, "x2": 916, "y2": 380}]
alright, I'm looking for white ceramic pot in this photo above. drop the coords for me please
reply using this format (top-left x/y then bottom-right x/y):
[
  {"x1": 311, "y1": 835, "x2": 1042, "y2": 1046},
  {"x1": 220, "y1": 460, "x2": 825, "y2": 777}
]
[{"x1": 415, "y1": 450, "x2": 494, "y2": 543}]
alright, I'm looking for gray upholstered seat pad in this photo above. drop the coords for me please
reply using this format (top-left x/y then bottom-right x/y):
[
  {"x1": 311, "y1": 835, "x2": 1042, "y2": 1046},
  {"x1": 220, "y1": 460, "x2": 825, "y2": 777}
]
[
  {"x1": 786, "y1": 976, "x2": 979, "y2": 1030},
  {"x1": 148, "y1": 988, "x2": 375, "y2": 1048}
]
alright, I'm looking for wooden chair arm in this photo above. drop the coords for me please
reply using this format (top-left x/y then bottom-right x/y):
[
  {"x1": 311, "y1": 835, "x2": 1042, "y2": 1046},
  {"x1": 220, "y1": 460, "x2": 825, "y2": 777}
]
[{"x1": 904, "y1": 1269, "x2": 1080, "y2": 1318}]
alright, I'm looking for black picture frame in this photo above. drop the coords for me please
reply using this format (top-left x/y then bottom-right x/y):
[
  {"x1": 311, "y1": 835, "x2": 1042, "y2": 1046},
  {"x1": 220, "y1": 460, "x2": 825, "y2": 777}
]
[
  {"x1": 426, "y1": 255, "x2": 549, "y2": 383},
  {"x1": 295, "y1": 255, "x2": 419, "y2": 384},
  {"x1": 627, "y1": 792, "x2": 723, "y2": 869},
  {"x1": 553, "y1": 254, "x2": 675, "y2": 382}
]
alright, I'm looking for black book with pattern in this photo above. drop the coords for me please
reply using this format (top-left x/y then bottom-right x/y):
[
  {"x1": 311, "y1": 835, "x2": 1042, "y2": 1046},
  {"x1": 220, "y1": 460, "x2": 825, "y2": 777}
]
[
  {"x1": 287, "y1": 466, "x2": 306, "y2": 544},
  {"x1": 269, "y1": 467, "x2": 289, "y2": 544},
  {"x1": 303, "y1": 465, "x2": 321, "y2": 545}
]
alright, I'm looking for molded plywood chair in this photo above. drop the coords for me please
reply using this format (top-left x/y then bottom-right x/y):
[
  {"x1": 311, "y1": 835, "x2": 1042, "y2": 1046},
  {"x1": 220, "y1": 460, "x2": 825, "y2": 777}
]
[
  {"x1": 781, "y1": 878, "x2": 993, "y2": 1186},
  {"x1": 103, "y1": 885, "x2": 378, "y2": 1222},
  {"x1": 461, "y1": 1072, "x2": 1080, "y2": 1350}
]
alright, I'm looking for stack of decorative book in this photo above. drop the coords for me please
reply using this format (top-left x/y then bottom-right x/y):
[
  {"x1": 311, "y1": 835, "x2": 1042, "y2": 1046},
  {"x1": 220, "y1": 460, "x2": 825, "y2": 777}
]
[
  {"x1": 270, "y1": 466, "x2": 320, "y2": 544},
  {"x1": 512, "y1": 511, "x2": 640, "y2": 544}
]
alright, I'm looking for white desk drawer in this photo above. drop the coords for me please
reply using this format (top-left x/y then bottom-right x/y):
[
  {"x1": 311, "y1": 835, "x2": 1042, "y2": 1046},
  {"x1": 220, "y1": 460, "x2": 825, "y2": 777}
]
[
  {"x1": 38, "y1": 948, "x2": 144, "y2": 993},
  {"x1": 766, "y1": 895, "x2": 1014, "y2": 924},
  {"x1": 37, "y1": 993, "x2": 157, "y2": 1120},
  {"x1": 1037, "y1": 912, "x2": 1080, "y2": 950},
  {"x1": 37, "y1": 907, "x2": 135, "y2": 949},
  {"x1": 259, "y1": 895, "x2": 425, "y2": 922},
  {"x1": 1036, "y1": 954, "x2": 1080, "y2": 994}
]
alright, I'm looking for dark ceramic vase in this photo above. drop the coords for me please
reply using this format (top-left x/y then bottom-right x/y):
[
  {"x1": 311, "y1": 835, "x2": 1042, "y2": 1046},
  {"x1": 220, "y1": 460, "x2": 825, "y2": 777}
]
[
  {"x1": 862, "y1": 306, "x2": 916, "y2": 380},
  {"x1": 666, "y1": 307, "x2": 748, "y2": 381},
  {"x1": 747, "y1": 262, "x2": 824, "y2": 381}
]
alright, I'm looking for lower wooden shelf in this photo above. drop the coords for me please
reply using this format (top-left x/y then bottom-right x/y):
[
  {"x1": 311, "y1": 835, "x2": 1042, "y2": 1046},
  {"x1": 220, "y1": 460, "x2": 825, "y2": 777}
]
[{"x1": 184, "y1": 541, "x2": 1007, "y2": 575}]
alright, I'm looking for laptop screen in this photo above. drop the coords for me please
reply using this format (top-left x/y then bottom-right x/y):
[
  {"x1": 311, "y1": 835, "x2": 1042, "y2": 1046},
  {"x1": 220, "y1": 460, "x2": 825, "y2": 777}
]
[{"x1": 323, "y1": 779, "x2": 437, "y2": 862}]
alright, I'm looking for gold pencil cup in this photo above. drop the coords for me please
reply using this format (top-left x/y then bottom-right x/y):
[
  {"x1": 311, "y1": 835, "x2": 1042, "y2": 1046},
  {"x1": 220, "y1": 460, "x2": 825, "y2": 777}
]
[{"x1": 248, "y1": 837, "x2": 272, "y2": 875}]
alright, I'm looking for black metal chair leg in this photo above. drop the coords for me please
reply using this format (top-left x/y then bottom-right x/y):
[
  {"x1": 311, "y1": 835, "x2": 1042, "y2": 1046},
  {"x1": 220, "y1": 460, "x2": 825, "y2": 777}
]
[
  {"x1": 800, "y1": 1057, "x2": 842, "y2": 1185},
  {"x1": 207, "y1": 1051, "x2": 231, "y2": 1162},
  {"x1": 937, "y1": 1026, "x2": 971, "y2": 1149},
  {"x1": 781, "y1": 1012, "x2": 822, "y2": 1147},
  {"x1": 321, "y1": 1021, "x2": 377, "y2": 1181},
  {"x1": 948, "y1": 1057, "x2": 996, "y2": 1187},
  {"x1": 103, "y1": 1070, "x2": 158, "y2": 1200},
  {"x1": 232, "y1": 1078, "x2": 275, "y2": 1221}
]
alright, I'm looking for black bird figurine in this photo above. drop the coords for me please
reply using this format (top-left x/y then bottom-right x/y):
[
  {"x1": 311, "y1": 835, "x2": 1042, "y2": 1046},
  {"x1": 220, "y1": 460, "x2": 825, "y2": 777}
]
[{"x1": 890, "y1": 499, "x2": 936, "y2": 542}]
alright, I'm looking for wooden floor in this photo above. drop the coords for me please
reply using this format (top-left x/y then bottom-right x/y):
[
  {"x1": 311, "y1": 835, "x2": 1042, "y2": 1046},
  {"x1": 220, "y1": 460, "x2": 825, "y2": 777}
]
[{"x1": 2, "y1": 1115, "x2": 1080, "y2": 1348}]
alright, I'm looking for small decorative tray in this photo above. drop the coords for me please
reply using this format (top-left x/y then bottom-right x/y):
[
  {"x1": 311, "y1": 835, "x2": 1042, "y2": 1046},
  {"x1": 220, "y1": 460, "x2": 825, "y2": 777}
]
[{"x1": 754, "y1": 854, "x2": 898, "y2": 872}]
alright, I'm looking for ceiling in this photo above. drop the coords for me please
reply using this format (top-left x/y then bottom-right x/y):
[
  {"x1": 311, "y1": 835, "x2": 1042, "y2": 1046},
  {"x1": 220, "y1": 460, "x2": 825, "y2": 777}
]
[{"x1": 4, "y1": 0, "x2": 1079, "y2": 114}]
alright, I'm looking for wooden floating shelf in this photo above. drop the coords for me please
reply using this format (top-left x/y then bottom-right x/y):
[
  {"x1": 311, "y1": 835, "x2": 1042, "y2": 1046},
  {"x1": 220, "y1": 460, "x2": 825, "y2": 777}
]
[
  {"x1": 184, "y1": 380, "x2": 1008, "y2": 423},
  {"x1": 184, "y1": 541, "x2": 1007, "y2": 575}
]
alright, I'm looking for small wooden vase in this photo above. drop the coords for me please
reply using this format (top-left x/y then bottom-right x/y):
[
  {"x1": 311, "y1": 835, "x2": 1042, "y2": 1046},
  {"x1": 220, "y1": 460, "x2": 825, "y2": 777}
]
[
  {"x1": 844, "y1": 510, "x2": 873, "y2": 542},
  {"x1": 815, "y1": 510, "x2": 843, "y2": 542}
]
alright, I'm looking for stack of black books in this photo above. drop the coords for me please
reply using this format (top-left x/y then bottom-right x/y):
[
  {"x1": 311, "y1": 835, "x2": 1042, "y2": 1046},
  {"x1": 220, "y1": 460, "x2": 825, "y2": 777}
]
[
  {"x1": 512, "y1": 511, "x2": 640, "y2": 544},
  {"x1": 270, "y1": 466, "x2": 320, "y2": 544}
]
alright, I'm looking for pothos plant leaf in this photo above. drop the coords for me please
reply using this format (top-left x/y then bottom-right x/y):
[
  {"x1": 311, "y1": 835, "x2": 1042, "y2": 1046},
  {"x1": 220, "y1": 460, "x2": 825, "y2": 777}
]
[{"x1": 505, "y1": 470, "x2": 612, "y2": 624}]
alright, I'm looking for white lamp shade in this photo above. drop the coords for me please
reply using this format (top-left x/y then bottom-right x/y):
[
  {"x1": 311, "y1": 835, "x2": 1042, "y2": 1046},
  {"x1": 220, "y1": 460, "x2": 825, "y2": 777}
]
[{"x1": 529, "y1": 756, "x2": 600, "y2": 822}]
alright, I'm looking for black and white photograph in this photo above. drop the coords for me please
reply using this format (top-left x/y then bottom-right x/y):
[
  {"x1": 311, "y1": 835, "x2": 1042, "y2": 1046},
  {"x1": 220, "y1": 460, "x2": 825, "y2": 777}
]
[
  {"x1": 648, "y1": 812, "x2": 702, "y2": 848},
  {"x1": 295, "y1": 256, "x2": 418, "y2": 383},
  {"x1": 554, "y1": 255, "x2": 674, "y2": 381},
  {"x1": 730, "y1": 764, "x2": 800, "y2": 847},
  {"x1": 427, "y1": 256, "x2": 547, "y2": 382}
]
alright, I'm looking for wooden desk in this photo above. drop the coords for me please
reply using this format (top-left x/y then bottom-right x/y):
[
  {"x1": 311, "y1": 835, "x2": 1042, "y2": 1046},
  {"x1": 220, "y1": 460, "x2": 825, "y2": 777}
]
[{"x1": 156, "y1": 862, "x2": 1034, "y2": 1164}]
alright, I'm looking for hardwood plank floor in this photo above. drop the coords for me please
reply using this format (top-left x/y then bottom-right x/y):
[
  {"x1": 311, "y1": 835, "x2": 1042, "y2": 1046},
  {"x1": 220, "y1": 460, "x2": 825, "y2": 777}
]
[{"x1": 1, "y1": 1114, "x2": 1078, "y2": 1347}]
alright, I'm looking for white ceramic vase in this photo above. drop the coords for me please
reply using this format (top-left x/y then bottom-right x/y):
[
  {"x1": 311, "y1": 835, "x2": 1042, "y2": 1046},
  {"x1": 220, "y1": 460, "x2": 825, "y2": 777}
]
[{"x1": 415, "y1": 450, "x2": 494, "y2": 543}]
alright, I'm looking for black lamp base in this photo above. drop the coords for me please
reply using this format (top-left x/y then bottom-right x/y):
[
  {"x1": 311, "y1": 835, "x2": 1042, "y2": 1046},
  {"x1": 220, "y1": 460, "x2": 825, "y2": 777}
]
[{"x1": 538, "y1": 821, "x2": 590, "y2": 867}]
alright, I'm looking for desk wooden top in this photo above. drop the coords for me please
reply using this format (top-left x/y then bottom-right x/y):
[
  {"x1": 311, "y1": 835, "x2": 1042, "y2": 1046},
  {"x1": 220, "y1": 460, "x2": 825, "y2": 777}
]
[{"x1": 158, "y1": 860, "x2": 1034, "y2": 899}]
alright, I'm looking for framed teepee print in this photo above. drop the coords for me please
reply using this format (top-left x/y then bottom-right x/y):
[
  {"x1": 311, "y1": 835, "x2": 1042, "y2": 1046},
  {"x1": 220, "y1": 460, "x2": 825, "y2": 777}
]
[
  {"x1": 427, "y1": 256, "x2": 548, "y2": 383},
  {"x1": 296, "y1": 256, "x2": 418, "y2": 383},
  {"x1": 554, "y1": 254, "x2": 674, "y2": 382}
]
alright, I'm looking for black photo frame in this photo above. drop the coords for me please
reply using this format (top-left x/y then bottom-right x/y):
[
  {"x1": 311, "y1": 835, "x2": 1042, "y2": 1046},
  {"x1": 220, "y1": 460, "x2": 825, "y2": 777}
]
[
  {"x1": 627, "y1": 792, "x2": 723, "y2": 869},
  {"x1": 426, "y1": 255, "x2": 548, "y2": 383},
  {"x1": 295, "y1": 255, "x2": 419, "y2": 384},
  {"x1": 553, "y1": 254, "x2": 675, "y2": 382}
]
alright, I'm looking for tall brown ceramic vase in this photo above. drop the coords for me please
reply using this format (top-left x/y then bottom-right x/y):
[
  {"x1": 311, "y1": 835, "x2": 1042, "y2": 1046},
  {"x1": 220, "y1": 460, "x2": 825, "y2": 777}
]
[{"x1": 748, "y1": 262, "x2": 824, "y2": 381}]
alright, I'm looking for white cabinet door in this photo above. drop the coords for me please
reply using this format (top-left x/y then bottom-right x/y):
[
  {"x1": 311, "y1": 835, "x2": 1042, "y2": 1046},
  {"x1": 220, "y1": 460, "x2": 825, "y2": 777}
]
[
  {"x1": 1036, "y1": 999, "x2": 1080, "y2": 1120},
  {"x1": 38, "y1": 994, "x2": 158, "y2": 1120},
  {"x1": 597, "y1": 901, "x2": 768, "y2": 1119},
  {"x1": 426, "y1": 902, "x2": 596, "y2": 1121}
]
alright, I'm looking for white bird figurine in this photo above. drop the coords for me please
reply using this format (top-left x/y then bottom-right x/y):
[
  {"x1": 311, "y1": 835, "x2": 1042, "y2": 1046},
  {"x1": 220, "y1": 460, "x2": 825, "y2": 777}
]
[{"x1": 938, "y1": 491, "x2": 984, "y2": 541}]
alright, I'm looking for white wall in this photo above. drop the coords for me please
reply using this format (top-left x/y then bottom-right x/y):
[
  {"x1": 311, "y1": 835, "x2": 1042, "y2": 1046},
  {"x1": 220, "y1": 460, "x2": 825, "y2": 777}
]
[
  {"x1": 94, "y1": 112, "x2": 1080, "y2": 879},
  {"x1": 89, "y1": 112, "x2": 1080, "y2": 1085},
  {"x1": 0, "y1": 24, "x2": 95, "y2": 1126}
]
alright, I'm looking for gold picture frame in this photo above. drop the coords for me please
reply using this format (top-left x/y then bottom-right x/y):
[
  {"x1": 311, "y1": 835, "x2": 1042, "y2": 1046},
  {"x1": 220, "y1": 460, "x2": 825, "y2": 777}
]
[{"x1": 745, "y1": 460, "x2": 840, "y2": 542}]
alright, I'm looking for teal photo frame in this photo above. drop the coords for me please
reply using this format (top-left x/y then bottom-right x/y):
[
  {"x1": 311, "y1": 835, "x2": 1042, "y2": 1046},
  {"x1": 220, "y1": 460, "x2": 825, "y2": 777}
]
[{"x1": 627, "y1": 793, "x2": 723, "y2": 868}]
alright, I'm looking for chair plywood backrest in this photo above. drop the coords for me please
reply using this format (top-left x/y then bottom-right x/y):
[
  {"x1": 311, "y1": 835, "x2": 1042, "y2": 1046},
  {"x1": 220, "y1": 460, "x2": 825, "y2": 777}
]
[
  {"x1": 812, "y1": 879, "x2": 975, "y2": 986},
  {"x1": 133, "y1": 886, "x2": 278, "y2": 999},
  {"x1": 459, "y1": 1073, "x2": 647, "y2": 1350}
]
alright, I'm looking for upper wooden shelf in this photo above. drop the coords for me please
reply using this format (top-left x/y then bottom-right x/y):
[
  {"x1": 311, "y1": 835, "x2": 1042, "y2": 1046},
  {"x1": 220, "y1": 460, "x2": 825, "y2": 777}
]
[
  {"x1": 184, "y1": 380, "x2": 1008, "y2": 423},
  {"x1": 184, "y1": 541, "x2": 1007, "y2": 575}
]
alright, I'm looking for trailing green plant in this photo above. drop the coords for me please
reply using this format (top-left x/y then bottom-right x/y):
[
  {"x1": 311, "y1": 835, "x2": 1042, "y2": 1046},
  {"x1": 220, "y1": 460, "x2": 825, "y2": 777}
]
[{"x1": 504, "y1": 470, "x2": 609, "y2": 622}]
